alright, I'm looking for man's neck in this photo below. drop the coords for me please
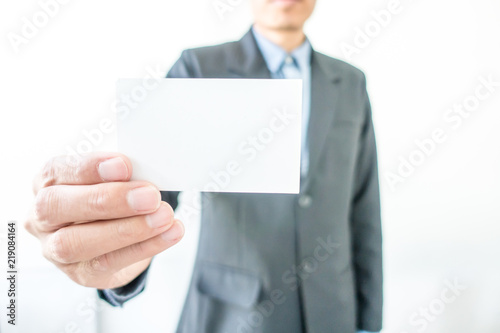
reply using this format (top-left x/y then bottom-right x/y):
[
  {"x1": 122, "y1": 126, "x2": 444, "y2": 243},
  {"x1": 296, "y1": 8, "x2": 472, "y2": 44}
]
[{"x1": 253, "y1": 24, "x2": 306, "y2": 53}]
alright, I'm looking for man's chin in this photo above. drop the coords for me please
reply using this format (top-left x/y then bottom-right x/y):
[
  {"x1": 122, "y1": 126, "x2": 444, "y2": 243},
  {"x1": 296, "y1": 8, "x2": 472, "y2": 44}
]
[{"x1": 270, "y1": 21, "x2": 302, "y2": 31}]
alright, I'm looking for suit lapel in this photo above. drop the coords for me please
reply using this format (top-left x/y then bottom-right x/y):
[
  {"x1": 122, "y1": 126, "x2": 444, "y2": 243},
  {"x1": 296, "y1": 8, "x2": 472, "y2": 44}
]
[
  {"x1": 301, "y1": 52, "x2": 342, "y2": 192},
  {"x1": 227, "y1": 29, "x2": 272, "y2": 79}
]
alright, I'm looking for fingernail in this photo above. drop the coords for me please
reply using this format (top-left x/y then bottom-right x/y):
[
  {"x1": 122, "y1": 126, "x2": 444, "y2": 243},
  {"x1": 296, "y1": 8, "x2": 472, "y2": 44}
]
[
  {"x1": 127, "y1": 186, "x2": 160, "y2": 212},
  {"x1": 146, "y1": 205, "x2": 173, "y2": 228},
  {"x1": 161, "y1": 220, "x2": 185, "y2": 242},
  {"x1": 98, "y1": 157, "x2": 128, "y2": 181}
]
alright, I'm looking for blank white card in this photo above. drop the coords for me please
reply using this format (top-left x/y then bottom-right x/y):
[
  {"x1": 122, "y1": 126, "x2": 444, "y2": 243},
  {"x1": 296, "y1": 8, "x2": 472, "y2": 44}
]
[{"x1": 116, "y1": 78, "x2": 302, "y2": 193}]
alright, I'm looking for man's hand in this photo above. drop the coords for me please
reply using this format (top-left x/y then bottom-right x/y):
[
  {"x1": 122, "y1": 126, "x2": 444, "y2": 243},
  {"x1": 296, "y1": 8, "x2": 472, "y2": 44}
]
[{"x1": 24, "y1": 152, "x2": 184, "y2": 290}]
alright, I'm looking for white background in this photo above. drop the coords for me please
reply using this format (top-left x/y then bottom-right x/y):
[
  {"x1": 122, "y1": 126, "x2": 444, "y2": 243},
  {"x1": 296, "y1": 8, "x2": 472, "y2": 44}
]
[{"x1": 0, "y1": 0, "x2": 499, "y2": 332}]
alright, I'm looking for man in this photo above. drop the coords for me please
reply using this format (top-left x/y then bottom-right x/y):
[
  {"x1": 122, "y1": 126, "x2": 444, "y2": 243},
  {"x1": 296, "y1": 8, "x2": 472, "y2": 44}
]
[{"x1": 25, "y1": 0, "x2": 382, "y2": 332}]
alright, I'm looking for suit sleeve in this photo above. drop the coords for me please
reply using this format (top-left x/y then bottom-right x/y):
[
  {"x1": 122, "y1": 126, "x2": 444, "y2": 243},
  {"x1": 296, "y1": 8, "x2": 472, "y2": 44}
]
[
  {"x1": 350, "y1": 74, "x2": 383, "y2": 331},
  {"x1": 98, "y1": 51, "x2": 194, "y2": 307}
]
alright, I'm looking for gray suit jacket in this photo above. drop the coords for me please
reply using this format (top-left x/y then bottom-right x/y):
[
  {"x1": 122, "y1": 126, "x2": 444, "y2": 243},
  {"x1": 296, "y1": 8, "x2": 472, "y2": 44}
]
[{"x1": 100, "y1": 29, "x2": 383, "y2": 333}]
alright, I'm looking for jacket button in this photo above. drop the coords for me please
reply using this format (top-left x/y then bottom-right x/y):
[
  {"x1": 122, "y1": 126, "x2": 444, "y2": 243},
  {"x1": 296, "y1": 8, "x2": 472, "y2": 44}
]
[
  {"x1": 303, "y1": 260, "x2": 315, "y2": 273},
  {"x1": 298, "y1": 195, "x2": 312, "y2": 208}
]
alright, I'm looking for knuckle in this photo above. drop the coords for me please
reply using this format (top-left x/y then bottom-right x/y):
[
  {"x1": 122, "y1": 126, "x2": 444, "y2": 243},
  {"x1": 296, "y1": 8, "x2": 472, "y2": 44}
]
[
  {"x1": 72, "y1": 158, "x2": 88, "y2": 184},
  {"x1": 34, "y1": 187, "x2": 55, "y2": 223},
  {"x1": 114, "y1": 220, "x2": 138, "y2": 240},
  {"x1": 89, "y1": 254, "x2": 110, "y2": 273},
  {"x1": 23, "y1": 218, "x2": 34, "y2": 234},
  {"x1": 39, "y1": 157, "x2": 58, "y2": 188},
  {"x1": 59, "y1": 256, "x2": 110, "y2": 288},
  {"x1": 76, "y1": 256, "x2": 110, "y2": 283},
  {"x1": 87, "y1": 186, "x2": 113, "y2": 214},
  {"x1": 47, "y1": 229, "x2": 74, "y2": 263},
  {"x1": 23, "y1": 217, "x2": 42, "y2": 238}
]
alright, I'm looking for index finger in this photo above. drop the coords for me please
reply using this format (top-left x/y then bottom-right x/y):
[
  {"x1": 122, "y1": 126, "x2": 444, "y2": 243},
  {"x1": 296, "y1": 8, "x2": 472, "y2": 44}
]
[{"x1": 33, "y1": 152, "x2": 133, "y2": 194}]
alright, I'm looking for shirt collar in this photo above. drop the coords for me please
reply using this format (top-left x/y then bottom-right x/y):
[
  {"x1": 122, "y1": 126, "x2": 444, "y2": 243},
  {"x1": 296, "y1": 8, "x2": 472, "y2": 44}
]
[{"x1": 251, "y1": 26, "x2": 312, "y2": 74}]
